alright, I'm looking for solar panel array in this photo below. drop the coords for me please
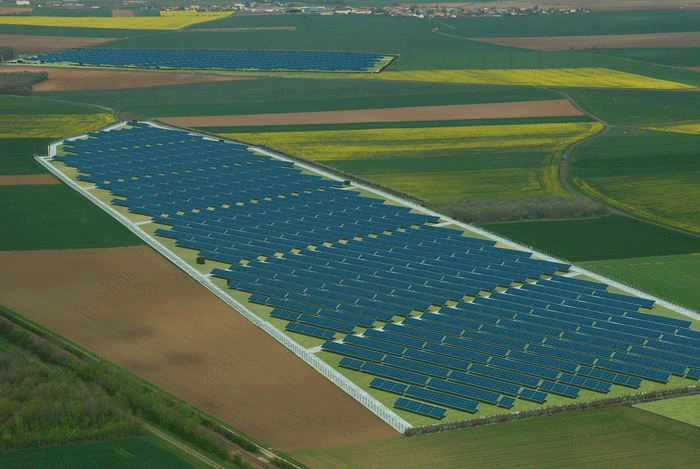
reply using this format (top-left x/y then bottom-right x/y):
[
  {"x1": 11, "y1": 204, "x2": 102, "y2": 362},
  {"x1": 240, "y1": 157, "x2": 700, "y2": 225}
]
[
  {"x1": 56, "y1": 122, "x2": 700, "y2": 421},
  {"x1": 33, "y1": 48, "x2": 386, "y2": 72}
]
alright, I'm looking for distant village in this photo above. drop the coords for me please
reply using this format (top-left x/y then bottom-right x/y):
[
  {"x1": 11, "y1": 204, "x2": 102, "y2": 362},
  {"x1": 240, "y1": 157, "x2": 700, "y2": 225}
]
[{"x1": 6, "y1": 0, "x2": 592, "y2": 19}]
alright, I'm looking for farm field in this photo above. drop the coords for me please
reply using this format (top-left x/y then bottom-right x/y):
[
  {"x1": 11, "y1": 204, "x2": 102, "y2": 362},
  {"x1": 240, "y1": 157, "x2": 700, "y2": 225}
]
[
  {"x1": 0, "y1": 113, "x2": 114, "y2": 138},
  {"x1": 159, "y1": 99, "x2": 583, "y2": 127},
  {"x1": 37, "y1": 79, "x2": 559, "y2": 118},
  {"x1": 290, "y1": 406, "x2": 700, "y2": 469},
  {"x1": 475, "y1": 31, "x2": 700, "y2": 51},
  {"x1": 636, "y1": 395, "x2": 700, "y2": 428},
  {"x1": 0, "y1": 246, "x2": 398, "y2": 450},
  {"x1": 585, "y1": 47, "x2": 700, "y2": 67},
  {"x1": 581, "y1": 253, "x2": 700, "y2": 312},
  {"x1": 481, "y1": 214, "x2": 700, "y2": 262},
  {"x1": 568, "y1": 129, "x2": 700, "y2": 235},
  {"x1": 364, "y1": 68, "x2": 694, "y2": 89},
  {"x1": 0, "y1": 185, "x2": 142, "y2": 250},
  {"x1": 0, "y1": 13, "x2": 231, "y2": 30},
  {"x1": 221, "y1": 121, "x2": 602, "y2": 201},
  {"x1": 0, "y1": 174, "x2": 57, "y2": 185},
  {"x1": 645, "y1": 122, "x2": 700, "y2": 135},
  {"x1": 0, "y1": 137, "x2": 53, "y2": 174},
  {"x1": 0, "y1": 33, "x2": 114, "y2": 53},
  {"x1": 2, "y1": 65, "x2": 252, "y2": 91},
  {"x1": 565, "y1": 88, "x2": 700, "y2": 125},
  {"x1": 1, "y1": 437, "x2": 200, "y2": 469}
]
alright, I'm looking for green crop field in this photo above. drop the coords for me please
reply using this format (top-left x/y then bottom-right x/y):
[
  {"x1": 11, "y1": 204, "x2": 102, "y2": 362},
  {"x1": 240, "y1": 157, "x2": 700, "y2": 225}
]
[
  {"x1": 1, "y1": 436, "x2": 199, "y2": 469},
  {"x1": 291, "y1": 406, "x2": 700, "y2": 469},
  {"x1": 0, "y1": 138, "x2": 52, "y2": 175},
  {"x1": 482, "y1": 214, "x2": 700, "y2": 262},
  {"x1": 0, "y1": 185, "x2": 142, "y2": 250},
  {"x1": 0, "y1": 95, "x2": 111, "y2": 116},
  {"x1": 30, "y1": 7, "x2": 113, "y2": 16},
  {"x1": 581, "y1": 253, "x2": 700, "y2": 312},
  {"x1": 38, "y1": 79, "x2": 559, "y2": 118},
  {"x1": 636, "y1": 395, "x2": 700, "y2": 428},
  {"x1": 0, "y1": 23, "x2": 148, "y2": 37},
  {"x1": 565, "y1": 89, "x2": 700, "y2": 125},
  {"x1": 585, "y1": 47, "x2": 700, "y2": 68},
  {"x1": 568, "y1": 129, "x2": 700, "y2": 234}
]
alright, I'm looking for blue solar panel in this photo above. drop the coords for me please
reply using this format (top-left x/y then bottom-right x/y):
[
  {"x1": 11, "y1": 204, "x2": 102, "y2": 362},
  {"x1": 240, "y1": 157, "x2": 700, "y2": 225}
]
[
  {"x1": 285, "y1": 321, "x2": 336, "y2": 340},
  {"x1": 369, "y1": 377, "x2": 408, "y2": 395},
  {"x1": 404, "y1": 386, "x2": 479, "y2": 413},
  {"x1": 518, "y1": 388, "x2": 548, "y2": 404},
  {"x1": 427, "y1": 378, "x2": 501, "y2": 405},
  {"x1": 35, "y1": 48, "x2": 387, "y2": 72},
  {"x1": 538, "y1": 380, "x2": 580, "y2": 398},
  {"x1": 394, "y1": 397, "x2": 446, "y2": 419},
  {"x1": 338, "y1": 357, "x2": 364, "y2": 371}
]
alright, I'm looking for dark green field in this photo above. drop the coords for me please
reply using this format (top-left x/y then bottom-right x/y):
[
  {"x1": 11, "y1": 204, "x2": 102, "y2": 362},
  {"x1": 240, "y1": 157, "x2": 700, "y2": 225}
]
[
  {"x1": 482, "y1": 214, "x2": 700, "y2": 262},
  {"x1": 0, "y1": 185, "x2": 142, "y2": 250},
  {"x1": 0, "y1": 138, "x2": 52, "y2": 175},
  {"x1": 585, "y1": 47, "x2": 700, "y2": 67},
  {"x1": 0, "y1": 24, "x2": 150, "y2": 37},
  {"x1": 1, "y1": 437, "x2": 199, "y2": 469},
  {"x1": 30, "y1": 7, "x2": 112, "y2": 16},
  {"x1": 196, "y1": 115, "x2": 596, "y2": 134},
  {"x1": 291, "y1": 405, "x2": 700, "y2": 469},
  {"x1": 38, "y1": 79, "x2": 559, "y2": 117},
  {"x1": 0, "y1": 95, "x2": 110, "y2": 116},
  {"x1": 565, "y1": 89, "x2": 700, "y2": 125},
  {"x1": 582, "y1": 253, "x2": 700, "y2": 312}
]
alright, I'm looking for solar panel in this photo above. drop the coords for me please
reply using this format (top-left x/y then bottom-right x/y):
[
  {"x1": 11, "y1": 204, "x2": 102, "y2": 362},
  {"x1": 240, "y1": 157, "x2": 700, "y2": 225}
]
[
  {"x1": 285, "y1": 321, "x2": 336, "y2": 340},
  {"x1": 404, "y1": 386, "x2": 479, "y2": 413},
  {"x1": 394, "y1": 397, "x2": 446, "y2": 420}
]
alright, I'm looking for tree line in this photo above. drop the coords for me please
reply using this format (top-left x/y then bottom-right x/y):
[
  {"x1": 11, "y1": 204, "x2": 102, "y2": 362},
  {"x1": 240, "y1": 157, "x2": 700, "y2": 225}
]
[{"x1": 0, "y1": 70, "x2": 48, "y2": 96}]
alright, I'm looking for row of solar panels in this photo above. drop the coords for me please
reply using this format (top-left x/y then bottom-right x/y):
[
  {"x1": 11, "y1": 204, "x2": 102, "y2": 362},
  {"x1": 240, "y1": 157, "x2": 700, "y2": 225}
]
[{"x1": 34, "y1": 48, "x2": 386, "y2": 72}]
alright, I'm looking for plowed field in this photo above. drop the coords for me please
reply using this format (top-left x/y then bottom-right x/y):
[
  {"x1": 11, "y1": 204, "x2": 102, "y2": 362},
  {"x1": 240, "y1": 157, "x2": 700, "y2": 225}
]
[
  {"x1": 477, "y1": 31, "x2": 700, "y2": 51},
  {"x1": 3, "y1": 66, "x2": 251, "y2": 91},
  {"x1": 160, "y1": 99, "x2": 582, "y2": 127},
  {"x1": 0, "y1": 34, "x2": 114, "y2": 53},
  {"x1": 0, "y1": 246, "x2": 397, "y2": 450}
]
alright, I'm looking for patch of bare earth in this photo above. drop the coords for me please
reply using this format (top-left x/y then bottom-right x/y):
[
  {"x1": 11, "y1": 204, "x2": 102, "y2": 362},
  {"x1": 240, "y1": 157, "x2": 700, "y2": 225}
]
[
  {"x1": 111, "y1": 9, "x2": 135, "y2": 17},
  {"x1": 0, "y1": 35, "x2": 114, "y2": 53},
  {"x1": 0, "y1": 246, "x2": 398, "y2": 450},
  {"x1": 159, "y1": 99, "x2": 582, "y2": 128},
  {"x1": 0, "y1": 7, "x2": 31, "y2": 14},
  {"x1": 0, "y1": 174, "x2": 58, "y2": 185},
  {"x1": 1, "y1": 65, "x2": 253, "y2": 91},
  {"x1": 475, "y1": 31, "x2": 700, "y2": 51}
]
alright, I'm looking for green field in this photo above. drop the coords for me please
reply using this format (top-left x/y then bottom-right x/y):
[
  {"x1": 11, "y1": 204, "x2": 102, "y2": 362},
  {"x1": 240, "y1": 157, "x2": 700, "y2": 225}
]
[
  {"x1": 565, "y1": 89, "x2": 700, "y2": 125},
  {"x1": 585, "y1": 47, "x2": 700, "y2": 68},
  {"x1": 0, "y1": 95, "x2": 111, "y2": 116},
  {"x1": 636, "y1": 395, "x2": 700, "y2": 428},
  {"x1": 568, "y1": 129, "x2": 700, "y2": 234},
  {"x1": 581, "y1": 253, "x2": 700, "y2": 312},
  {"x1": 1, "y1": 437, "x2": 199, "y2": 469},
  {"x1": 291, "y1": 405, "x2": 700, "y2": 469},
  {"x1": 38, "y1": 79, "x2": 560, "y2": 118},
  {"x1": 0, "y1": 185, "x2": 142, "y2": 250},
  {"x1": 0, "y1": 138, "x2": 52, "y2": 175},
  {"x1": 482, "y1": 214, "x2": 700, "y2": 262},
  {"x1": 0, "y1": 23, "x2": 148, "y2": 37}
]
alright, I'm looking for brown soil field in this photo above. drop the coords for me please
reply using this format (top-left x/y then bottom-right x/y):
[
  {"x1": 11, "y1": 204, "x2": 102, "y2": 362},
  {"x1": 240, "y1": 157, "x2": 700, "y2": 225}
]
[
  {"x1": 476, "y1": 31, "x2": 700, "y2": 51},
  {"x1": 111, "y1": 9, "x2": 135, "y2": 17},
  {"x1": 159, "y1": 99, "x2": 582, "y2": 128},
  {"x1": 409, "y1": 0, "x2": 700, "y2": 10},
  {"x1": 0, "y1": 34, "x2": 114, "y2": 53},
  {"x1": 193, "y1": 26, "x2": 297, "y2": 32},
  {"x1": 0, "y1": 7, "x2": 31, "y2": 14},
  {"x1": 0, "y1": 246, "x2": 398, "y2": 450},
  {"x1": 0, "y1": 174, "x2": 58, "y2": 185},
  {"x1": 2, "y1": 65, "x2": 253, "y2": 91}
]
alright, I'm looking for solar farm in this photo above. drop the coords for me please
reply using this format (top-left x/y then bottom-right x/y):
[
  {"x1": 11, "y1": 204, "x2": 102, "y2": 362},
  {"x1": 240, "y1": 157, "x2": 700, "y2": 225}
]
[
  {"x1": 42, "y1": 121, "x2": 700, "y2": 428},
  {"x1": 28, "y1": 48, "x2": 393, "y2": 73}
]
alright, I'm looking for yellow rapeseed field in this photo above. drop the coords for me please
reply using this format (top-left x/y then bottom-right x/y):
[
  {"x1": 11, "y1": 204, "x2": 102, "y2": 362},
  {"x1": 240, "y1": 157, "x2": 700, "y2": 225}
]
[
  {"x1": 224, "y1": 122, "x2": 603, "y2": 161},
  {"x1": 224, "y1": 121, "x2": 603, "y2": 200},
  {"x1": 361, "y1": 68, "x2": 694, "y2": 90},
  {"x1": 0, "y1": 13, "x2": 231, "y2": 30},
  {"x1": 644, "y1": 123, "x2": 700, "y2": 135},
  {"x1": 0, "y1": 114, "x2": 115, "y2": 138}
]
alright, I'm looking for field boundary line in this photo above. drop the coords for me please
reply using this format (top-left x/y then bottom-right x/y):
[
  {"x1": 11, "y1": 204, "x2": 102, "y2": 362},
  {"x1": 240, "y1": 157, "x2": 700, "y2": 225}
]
[
  {"x1": 37, "y1": 123, "x2": 412, "y2": 437},
  {"x1": 143, "y1": 423, "x2": 226, "y2": 469}
]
